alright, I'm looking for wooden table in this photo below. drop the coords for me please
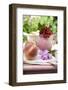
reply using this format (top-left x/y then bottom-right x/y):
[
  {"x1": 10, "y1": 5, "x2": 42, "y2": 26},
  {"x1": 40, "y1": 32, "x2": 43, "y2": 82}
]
[{"x1": 23, "y1": 63, "x2": 57, "y2": 74}]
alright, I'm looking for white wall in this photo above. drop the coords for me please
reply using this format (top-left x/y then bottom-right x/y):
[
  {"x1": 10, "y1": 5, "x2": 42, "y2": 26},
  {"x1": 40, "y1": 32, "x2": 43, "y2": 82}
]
[{"x1": 0, "y1": 0, "x2": 68, "y2": 90}]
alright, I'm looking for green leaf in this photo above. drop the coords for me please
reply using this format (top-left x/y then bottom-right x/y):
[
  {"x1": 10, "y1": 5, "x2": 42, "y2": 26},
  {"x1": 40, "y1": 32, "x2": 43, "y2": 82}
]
[
  {"x1": 23, "y1": 35, "x2": 27, "y2": 42},
  {"x1": 52, "y1": 25, "x2": 57, "y2": 33}
]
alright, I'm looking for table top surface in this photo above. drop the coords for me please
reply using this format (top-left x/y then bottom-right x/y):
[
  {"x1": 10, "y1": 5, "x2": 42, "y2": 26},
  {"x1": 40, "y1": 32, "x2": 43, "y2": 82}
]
[{"x1": 23, "y1": 63, "x2": 57, "y2": 74}]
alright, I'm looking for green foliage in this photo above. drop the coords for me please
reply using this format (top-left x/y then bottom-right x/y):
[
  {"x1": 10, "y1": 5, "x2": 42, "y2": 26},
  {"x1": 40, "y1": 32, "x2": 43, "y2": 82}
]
[
  {"x1": 23, "y1": 16, "x2": 31, "y2": 33},
  {"x1": 23, "y1": 35, "x2": 27, "y2": 42},
  {"x1": 23, "y1": 16, "x2": 57, "y2": 34}
]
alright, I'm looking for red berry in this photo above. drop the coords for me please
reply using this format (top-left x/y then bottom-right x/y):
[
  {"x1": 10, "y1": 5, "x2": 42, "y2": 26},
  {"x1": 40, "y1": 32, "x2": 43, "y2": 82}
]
[{"x1": 39, "y1": 26, "x2": 53, "y2": 38}]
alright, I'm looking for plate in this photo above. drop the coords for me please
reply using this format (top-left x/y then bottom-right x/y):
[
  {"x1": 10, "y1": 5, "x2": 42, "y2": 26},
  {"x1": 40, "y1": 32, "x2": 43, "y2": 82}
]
[{"x1": 24, "y1": 54, "x2": 57, "y2": 65}]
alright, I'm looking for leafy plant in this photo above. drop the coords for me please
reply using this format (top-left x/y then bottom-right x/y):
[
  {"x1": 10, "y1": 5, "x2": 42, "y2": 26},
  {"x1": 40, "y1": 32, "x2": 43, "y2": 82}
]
[{"x1": 23, "y1": 15, "x2": 57, "y2": 34}]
